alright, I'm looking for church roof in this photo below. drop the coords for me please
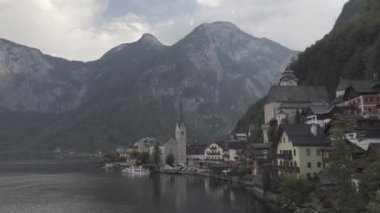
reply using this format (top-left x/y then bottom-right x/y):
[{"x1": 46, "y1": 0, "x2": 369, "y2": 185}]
[
  {"x1": 165, "y1": 137, "x2": 177, "y2": 145},
  {"x1": 266, "y1": 86, "x2": 328, "y2": 104},
  {"x1": 280, "y1": 69, "x2": 298, "y2": 82}
]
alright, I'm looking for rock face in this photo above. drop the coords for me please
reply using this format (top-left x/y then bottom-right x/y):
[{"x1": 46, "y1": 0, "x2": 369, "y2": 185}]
[
  {"x1": 0, "y1": 22, "x2": 297, "y2": 151},
  {"x1": 0, "y1": 39, "x2": 87, "y2": 113}
]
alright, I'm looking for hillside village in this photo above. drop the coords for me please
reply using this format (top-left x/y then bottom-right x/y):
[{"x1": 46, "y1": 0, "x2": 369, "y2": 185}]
[{"x1": 107, "y1": 64, "x2": 380, "y2": 211}]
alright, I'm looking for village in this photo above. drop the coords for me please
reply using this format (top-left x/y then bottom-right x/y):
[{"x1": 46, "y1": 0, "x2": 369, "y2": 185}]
[{"x1": 101, "y1": 65, "x2": 380, "y2": 210}]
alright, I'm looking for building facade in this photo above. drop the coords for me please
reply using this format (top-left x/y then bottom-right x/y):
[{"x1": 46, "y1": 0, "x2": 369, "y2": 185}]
[{"x1": 277, "y1": 124, "x2": 328, "y2": 178}]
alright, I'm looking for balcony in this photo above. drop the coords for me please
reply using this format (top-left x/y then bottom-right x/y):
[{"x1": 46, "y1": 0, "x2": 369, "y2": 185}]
[{"x1": 277, "y1": 153, "x2": 293, "y2": 160}]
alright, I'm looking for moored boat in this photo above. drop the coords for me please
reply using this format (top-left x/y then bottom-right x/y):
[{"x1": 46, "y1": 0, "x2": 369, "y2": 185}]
[{"x1": 122, "y1": 165, "x2": 150, "y2": 175}]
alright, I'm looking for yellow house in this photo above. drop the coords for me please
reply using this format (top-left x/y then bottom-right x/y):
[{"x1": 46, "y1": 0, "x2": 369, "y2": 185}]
[{"x1": 277, "y1": 124, "x2": 328, "y2": 179}]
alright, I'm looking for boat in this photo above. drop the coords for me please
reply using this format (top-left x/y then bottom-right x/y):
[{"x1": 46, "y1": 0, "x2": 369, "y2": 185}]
[{"x1": 122, "y1": 165, "x2": 150, "y2": 175}]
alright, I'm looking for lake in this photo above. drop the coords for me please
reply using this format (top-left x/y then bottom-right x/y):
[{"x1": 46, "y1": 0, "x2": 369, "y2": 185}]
[{"x1": 0, "y1": 160, "x2": 274, "y2": 213}]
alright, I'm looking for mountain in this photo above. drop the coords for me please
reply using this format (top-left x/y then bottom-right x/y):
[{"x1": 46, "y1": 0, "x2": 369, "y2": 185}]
[
  {"x1": 0, "y1": 39, "x2": 88, "y2": 113},
  {"x1": 290, "y1": 0, "x2": 380, "y2": 93},
  {"x1": 0, "y1": 22, "x2": 297, "y2": 151}
]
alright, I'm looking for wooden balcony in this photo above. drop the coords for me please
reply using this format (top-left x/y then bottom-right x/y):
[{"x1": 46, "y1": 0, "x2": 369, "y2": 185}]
[{"x1": 277, "y1": 153, "x2": 293, "y2": 160}]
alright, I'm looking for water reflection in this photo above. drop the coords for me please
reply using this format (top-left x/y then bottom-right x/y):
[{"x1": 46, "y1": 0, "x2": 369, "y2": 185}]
[{"x1": 0, "y1": 160, "x2": 274, "y2": 213}]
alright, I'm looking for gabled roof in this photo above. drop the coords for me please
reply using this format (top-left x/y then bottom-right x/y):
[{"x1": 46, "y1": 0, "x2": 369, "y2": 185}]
[
  {"x1": 281, "y1": 124, "x2": 328, "y2": 146},
  {"x1": 266, "y1": 86, "x2": 329, "y2": 103},
  {"x1": 308, "y1": 105, "x2": 339, "y2": 115},
  {"x1": 337, "y1": 79, "x2": 380, "y2": 93}
]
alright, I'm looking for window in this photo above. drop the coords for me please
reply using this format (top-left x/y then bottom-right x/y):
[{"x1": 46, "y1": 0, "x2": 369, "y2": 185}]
[
  {"x1": 307, "y1": 162, "x2": 312, "y2": 168},
  {"x1": 368, "y1": 107, "x2": 372, "y2": 113},
  {"x1": 293, "y1": 149, "x2": 296, "y2": 156},
  {"x1": 294, "y1": 161, "x2": 297, "y2": 167},
  {"x1": 316, "y1": 149, "x2": 321, "y2": 156},
  {"x1": 306, "y1": 149, "x2": 310, "y2": 156},
  {"x1": 283, "y1": 137, "x2": 285, "y2": 143},
  {"x1": 306, "y1": 173, "x2": 311, "y2": 179},
  {"x1": 317, "y1": 162, "x2": 322, "y2": 168}
]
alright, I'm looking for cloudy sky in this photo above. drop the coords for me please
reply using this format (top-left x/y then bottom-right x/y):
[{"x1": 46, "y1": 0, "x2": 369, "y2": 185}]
[{"x1": 0, "y1": 0, "x2": 348, "y2": 61}]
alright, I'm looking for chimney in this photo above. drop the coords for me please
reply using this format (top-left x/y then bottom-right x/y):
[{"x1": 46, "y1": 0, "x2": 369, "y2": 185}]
[{"x1": 310, "y1": 124, "x2": 318, "y2": 136}]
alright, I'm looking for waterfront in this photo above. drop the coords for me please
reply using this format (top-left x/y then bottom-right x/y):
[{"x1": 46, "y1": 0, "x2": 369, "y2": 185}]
[{"x1": 0, "y1": 160, "x2": 274, "y2": 213}]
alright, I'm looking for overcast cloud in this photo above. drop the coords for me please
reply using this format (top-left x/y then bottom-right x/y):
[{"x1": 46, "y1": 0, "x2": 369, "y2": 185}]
[{"x1": 0, "y1": 0, "x2": 348, "y2": 61}]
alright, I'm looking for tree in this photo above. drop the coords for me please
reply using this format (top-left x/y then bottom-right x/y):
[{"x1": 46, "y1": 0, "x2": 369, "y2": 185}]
[
  {"x1": 325, "y1": 115, "x2": 364, "y2": 212},
  {"x1": 268, "y1": 119, "x2": 279, "y2": 143},
  {"x1": 138, "y1": 152, "x2": 150, "y2": 165},
  {"x1": 262, "y1": 169, "x2": 271, "y2": 196},
  {"x1": 152, "y1": 143, "x2": 161, "y2": 166},
  {"x1": 166, "y1": 153, "x2": 175, "y2": 166},
  {"x1": 360, "y1": 161, "x2": 380, "y2": 202},
  {"x1": 368, "y1": 190, "x2": 380, "y2": 213},
  {"x1": 277, "y1": 174, "x2": 316, "y2": 209}
]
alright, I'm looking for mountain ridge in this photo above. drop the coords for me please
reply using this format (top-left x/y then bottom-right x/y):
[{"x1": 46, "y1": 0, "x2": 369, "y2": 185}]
[{"x1": 0, "y1": 21, "x2": 297, "y2": 151}]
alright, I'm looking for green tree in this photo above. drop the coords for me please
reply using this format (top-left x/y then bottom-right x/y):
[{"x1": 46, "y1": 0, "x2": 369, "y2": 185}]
[
  {"x1": 138, "y1": 152, "x2": 150, "y2": 165},
  {"x1": 278, "y1": 174, "x2": 316, "y2": 209},
  {"x1": 325, "y1": 115, "x2": 364, "y2": 212},
  {"x1": 152, "y1": 143, "x2": 161, "y2": 166},
  {"x1": 166, "y1": 153, "x2": 175, "y2": 166},
  {"x1": 368, "y1": 190, "x2": 380, "y2": 213},
  {"x1": 268, "y1": 119, "x2": 279, "y2": 143},
  {"x1": 360, "y1": 161, "x2": 380, "y2": 202},
  {"x1": 262, "y1": 169, "x2": 271, "y2": 196}
]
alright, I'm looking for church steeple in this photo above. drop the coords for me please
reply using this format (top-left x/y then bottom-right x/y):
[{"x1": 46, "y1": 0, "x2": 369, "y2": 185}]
[
  {"x1": 279, "y1": 64, "x2": 298, "y2": 86},
  {"x1": 178, "y1": 93, "x2": 184, "y2": 126},
  {"x1": 175, "y1": 92, "x2": 186, "y2": 164}
]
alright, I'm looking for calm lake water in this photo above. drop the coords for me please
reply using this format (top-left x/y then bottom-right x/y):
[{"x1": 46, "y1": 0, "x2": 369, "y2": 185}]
[{"x1": 0, "y1": 160, "x2": 274, "y2": 213}]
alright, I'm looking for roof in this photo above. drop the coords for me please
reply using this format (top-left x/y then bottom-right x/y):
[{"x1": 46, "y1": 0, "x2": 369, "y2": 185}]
[
  {"x1": 278, "y1": 102, "x2": 312, "y2": 109},
  {"x1": 281, "y1": 124, "x2": 328, "y2": 146},
  {"x1": 336, "y1": 79, "x2": 380, "y2": 93},
  {"x1": 251, "y1": 143, "x2": 272, "y2": 150},
  {"x1": 280, "y1": 69, "x2": 298, "y2": 81},
  {"x1": 266, "y1": 86, "x2": 329, "y2": 103},
  {"x1": 186, "y1": 144, "x2": 207, "y2": 155},
  {"x1": 227, "y1": 141, "x2": 247, "y2": 150},
  {"x1": 346, "y1": 137, "x2": 380, "y2": 151}
]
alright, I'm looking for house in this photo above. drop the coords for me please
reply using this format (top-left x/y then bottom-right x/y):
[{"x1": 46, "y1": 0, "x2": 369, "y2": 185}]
[
  {"x1": 277, "y1": 124, "x2": 329, "y2": 179},
  {"x1": 244, "y1": 143, "x2": 273, "y2": 175},
  {"x1": 204, "y1": 142, "x2": 228, "y2": 161},
  {"x1": 227, "y1": 141, "x2": 247, "y2": 162},
  {"x1": 133, "y1": 137, "x2": 156, "y2": 153},
  {"x1": 186, "y1": 143, "x2": 207, "y2": 166},
  {"x1": 304, "y1": 105, "x2": 341, "y2": 128},
  {"x1": 234, "y1": 133, "x2": 247, "y2": 141},
  {"x1": 335, "y1": 78, "x2": 380, "y2": 117}
]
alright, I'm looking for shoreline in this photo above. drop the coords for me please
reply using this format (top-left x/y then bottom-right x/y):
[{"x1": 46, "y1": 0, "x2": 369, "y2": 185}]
[{"x1": 156, "y1": 169, "x2": 279, "y2": 211}]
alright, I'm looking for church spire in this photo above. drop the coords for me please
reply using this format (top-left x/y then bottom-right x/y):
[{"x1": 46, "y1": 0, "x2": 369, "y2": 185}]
[{"x1": 177, "y1": 92, "x2": 184, "y2": 125}]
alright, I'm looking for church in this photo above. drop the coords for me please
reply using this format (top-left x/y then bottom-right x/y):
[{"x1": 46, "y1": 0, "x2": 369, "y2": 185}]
[{"x1": 160, "y1": 97, "x2": 187, "y2": 164}]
